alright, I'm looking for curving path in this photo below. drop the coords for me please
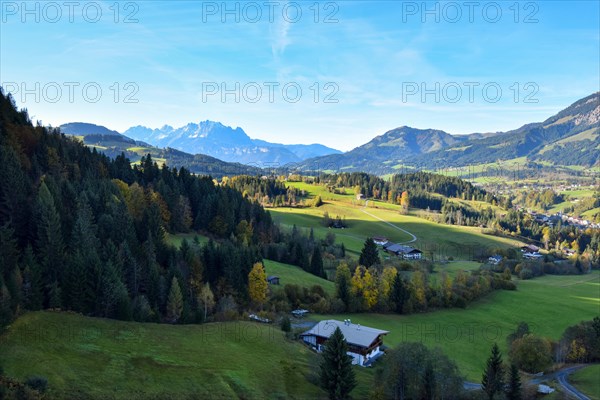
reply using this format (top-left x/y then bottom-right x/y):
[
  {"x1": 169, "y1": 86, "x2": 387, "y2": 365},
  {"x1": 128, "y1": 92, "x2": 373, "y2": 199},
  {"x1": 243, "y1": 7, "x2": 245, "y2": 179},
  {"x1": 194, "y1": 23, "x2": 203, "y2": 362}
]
[
  {"x1": 361, "y1": 200, "x2": 417, "y2": 244},
  {"x1": 463, "y1": 365, "x2": 592, "y2": 399}
]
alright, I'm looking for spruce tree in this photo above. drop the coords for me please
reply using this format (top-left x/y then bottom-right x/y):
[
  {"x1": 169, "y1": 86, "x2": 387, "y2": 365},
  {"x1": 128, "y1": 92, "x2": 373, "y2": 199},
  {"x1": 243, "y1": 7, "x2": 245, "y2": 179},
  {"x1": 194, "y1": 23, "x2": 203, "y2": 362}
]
[
  {"x1": 390, "y1": 274, "x2": 408, "y2": 314},
  {"x1": 34, "y1": 182, "x2": 65, "y2": 290},
  {"x1": 422, "y1": 361, "x2": 436, "y2": 400},
  {"x1": 505, "y1": 364, "x2": 522, "y2": 400},
  {"x1": 335, "y1": 263, "x2": 351, "y2": 309},
  {"x1": 166, "y1": 277, "x2": 183, "y2": 323},
  {"x1": 482, "y1": 343, "x2": 505, "y2": 400},
  {"x1": 359, "y1": 238, "x2": 380, "y2": 267},
  {"x1": 311, "y1": 245, "x2": 325, "y2": 278},
  {"x1": 320, "y1": 327, "x2": 356, "y2": 400},
  {"x1": 22, "y1": 246, "x2": 43, "y2": 310},
  {"x1": 280, "y1": 316, "x2": 291, "y2": 332}
]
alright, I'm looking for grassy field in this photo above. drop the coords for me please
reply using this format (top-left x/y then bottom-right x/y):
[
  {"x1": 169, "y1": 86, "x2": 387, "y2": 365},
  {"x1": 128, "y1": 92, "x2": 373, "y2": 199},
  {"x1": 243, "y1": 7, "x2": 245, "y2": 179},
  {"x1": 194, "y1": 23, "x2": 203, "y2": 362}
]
[
  {"x1": 435, "y1": 261, "x2": 483, "y2": 278},
  {"x1": 318, "y1": 271, "x2": 600, "y2": 381},
  {"x1": 274, "y1": 182, "x2": 524, "y2": 260},
  {"x1": 270, "y1": 203, "x2": 521, "y2": 260},
  {"x1": 263, "y1": 259, "x2": 335, "y2": 296},
  {"x1": 570, "y1": 364, "x2": 600, "y2": 400},
  {"x1": 0, "y1": 312, "x2": 326, "y2": 400}
]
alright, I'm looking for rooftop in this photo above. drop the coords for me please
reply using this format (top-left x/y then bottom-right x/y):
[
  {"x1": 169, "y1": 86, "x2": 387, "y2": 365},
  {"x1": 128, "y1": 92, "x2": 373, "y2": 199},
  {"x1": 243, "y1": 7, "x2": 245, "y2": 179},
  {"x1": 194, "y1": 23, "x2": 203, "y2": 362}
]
[
  {"x1": 385, "y1": 244, "x2": 421, "y2": 254},
  {"x1": 301, "y1": 319, "x2": 389, "y2": 348}
]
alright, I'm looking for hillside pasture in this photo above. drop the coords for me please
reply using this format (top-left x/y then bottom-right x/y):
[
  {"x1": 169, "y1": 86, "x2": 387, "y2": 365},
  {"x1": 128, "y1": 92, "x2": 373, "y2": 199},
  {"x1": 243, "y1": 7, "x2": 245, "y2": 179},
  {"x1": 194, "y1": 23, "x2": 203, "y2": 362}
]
[
  {"x1": 318, "y1": 271, "x2": 600, "y2": 381},
  {"x1": 0, "y1": 312, "x2": 326, "y2": 400},
  {"x1": 264, "y1": 259, "x2": 335, "y2": 296}
]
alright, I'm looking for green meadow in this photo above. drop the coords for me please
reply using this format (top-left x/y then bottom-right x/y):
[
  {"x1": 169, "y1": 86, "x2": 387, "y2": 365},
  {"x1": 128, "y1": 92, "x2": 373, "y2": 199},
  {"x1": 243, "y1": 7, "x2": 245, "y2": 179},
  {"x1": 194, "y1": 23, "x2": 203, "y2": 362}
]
[
  {"x1": 272, "y1": 181, "x2": 525, "y2": 260},
  {"x1": 0, "y1": 312, "x2": 326, "y2": 400},
  {"x1": 318, "y1": 271, "x2": 600, "y2": 381},
  {"x1": 264, "y1": 259, "x2": 335, "y2": 296}
]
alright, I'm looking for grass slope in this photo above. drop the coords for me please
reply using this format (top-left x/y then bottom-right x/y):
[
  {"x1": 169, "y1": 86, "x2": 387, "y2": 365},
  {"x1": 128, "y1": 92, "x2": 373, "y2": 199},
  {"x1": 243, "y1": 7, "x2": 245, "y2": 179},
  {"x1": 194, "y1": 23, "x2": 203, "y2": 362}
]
[
  {"x1": 264, "y1": 260, "x2": 335, "y2": 296},
  {"x1": 270, "y1": 201, "x2": 522, "y2": 260},
  {"x1": 571, "y1": 364, "x2": 600, "y2": 400},
  {"x1": 318, "y1": 271, "x2": 600, "y2": 381},
  {"x1": 274, "y1": 182, "x2": 524, "y2": 260},
  {"x1": 0, "y1": 312, "x2": 325, "y2": 400}
]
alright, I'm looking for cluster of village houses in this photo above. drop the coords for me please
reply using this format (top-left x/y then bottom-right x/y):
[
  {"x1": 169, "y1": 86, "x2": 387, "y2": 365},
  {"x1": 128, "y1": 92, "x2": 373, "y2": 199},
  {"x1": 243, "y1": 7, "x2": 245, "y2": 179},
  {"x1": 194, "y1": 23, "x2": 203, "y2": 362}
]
[
  {"x1": 526, "y1": 210, "x2": 600, "y2": 230},
  {"x1": 488, "y1": 244, "x2": 546, "y2": 265}
]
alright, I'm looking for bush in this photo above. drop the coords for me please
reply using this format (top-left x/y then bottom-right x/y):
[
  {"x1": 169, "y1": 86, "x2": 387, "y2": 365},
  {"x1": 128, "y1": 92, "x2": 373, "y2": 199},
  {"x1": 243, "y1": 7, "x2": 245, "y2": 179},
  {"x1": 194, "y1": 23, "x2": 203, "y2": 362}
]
[
  {"x1": 519, "y1": 268, "x2": 533, "y2": 280},
  {"x1": 454, "y1": 296, "x2": 467, "y2": 309},
  {"x1": 509, "y1": 334, "x2": 553, "y2": 373},
  {"x1": 25, "y1": 375, "x2": 48, "y2": 393},
  {"x1": 280, "y1": 316, "x2": 291, "y2": 332}
]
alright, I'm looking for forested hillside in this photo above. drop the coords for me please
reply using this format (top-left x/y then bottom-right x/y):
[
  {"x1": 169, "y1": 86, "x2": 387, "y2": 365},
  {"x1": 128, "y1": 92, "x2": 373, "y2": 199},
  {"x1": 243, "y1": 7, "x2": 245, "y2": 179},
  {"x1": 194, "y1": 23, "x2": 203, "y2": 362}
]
[{"x1": 0, "y1": 89, "x2": 276, "y2": 327}]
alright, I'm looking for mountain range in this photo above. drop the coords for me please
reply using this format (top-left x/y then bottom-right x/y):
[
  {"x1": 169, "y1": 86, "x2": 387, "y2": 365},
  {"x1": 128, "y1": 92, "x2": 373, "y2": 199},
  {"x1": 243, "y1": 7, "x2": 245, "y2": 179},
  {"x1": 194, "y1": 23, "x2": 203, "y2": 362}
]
[
  {"x1": 299, "y1": 92, "x2": 600, "y2": 174},
  {"x1": 60, "y1": 92, "x2": 599, "y2": 177},
  {"x1": 59, "y1": 122, "x2": 264, "y2": 178},
  {"x1": 121, "y1": 122, "x2": 341, "y2": 165}
]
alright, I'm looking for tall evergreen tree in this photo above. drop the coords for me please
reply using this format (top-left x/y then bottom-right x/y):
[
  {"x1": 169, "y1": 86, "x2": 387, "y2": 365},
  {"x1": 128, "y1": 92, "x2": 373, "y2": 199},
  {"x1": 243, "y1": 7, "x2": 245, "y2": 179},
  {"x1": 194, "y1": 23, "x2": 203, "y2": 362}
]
[
  {"x1": 34, "y1": 182, "x2": 65, "y2": 295},
  {"x1": 390, "y1": 274, "x2": 408, "y2": 314},
  {"x1": 319, "y1": 327, "x2": 356, "y2": 400},
  {"x1": 310, "y1": 245, "x2": 325, "y2": 278},
  {"x1": 166, "y1": 276, "x2": 183, "y2": 323},
  {"x1": 21, "y1": 246, "x2": 43, "y2": 310},
  {"x1": 482, "y1": 343, "x2": 505, "y2": 400},
  {"x1": 422, "y1": 361, "x2": 436, "y2": 400},
  {"x1": 505, "y1": 364, "x2": 522, "y2": 400},
  {"x1": 335, "y1": 263, "x2": 351, "y2": 309},
  {"x1": 359, "y1": 238, "x2": 380, "y2": 267}
]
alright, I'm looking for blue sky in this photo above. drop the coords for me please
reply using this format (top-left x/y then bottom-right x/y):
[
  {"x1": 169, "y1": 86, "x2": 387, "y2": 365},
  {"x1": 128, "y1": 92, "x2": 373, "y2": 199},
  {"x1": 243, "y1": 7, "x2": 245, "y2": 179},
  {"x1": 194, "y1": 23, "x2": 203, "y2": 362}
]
[{"x1": 1, "y1": 0, "x2": 599, "y2": 151}]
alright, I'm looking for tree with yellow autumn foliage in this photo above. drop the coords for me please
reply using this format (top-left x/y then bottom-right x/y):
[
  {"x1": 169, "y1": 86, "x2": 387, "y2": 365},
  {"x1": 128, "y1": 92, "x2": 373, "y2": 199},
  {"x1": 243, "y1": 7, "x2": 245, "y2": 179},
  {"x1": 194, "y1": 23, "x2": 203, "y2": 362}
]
[{"x1": 248, "y1": 262, "x2": 268, "y2": 308}]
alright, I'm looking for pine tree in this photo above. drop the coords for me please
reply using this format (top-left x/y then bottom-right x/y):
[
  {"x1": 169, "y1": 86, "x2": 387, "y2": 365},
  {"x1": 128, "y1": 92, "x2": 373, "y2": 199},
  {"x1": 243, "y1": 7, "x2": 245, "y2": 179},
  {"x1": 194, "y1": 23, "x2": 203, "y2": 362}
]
[
  {"x1": 34, "y1": 182, "x2": 65, "y2": 291},
  {"x1": 319, "y1": 327, "x2": 356, "y2": 400},
  {"x1": 335, "y1": 263, "x2": 351, "y2": 309},
  {"x1": 311, "y1": 245, "x2": 325, "y2": 278},
  {"x1": 166, "y1": 276, "x2": 183, "y2": 323},
  {"x1": 482, "y1": 343, "x2": 505, "y2": 400},
  {"x1": 390, "y1": 274, "x2": 408, "y2": 313},
  {"x1": 22, "y1": 246, "x2": 43, "y2": 310},
  {"x1": 359, "y1": 238, "x2": 380, "y2": 267},
  {"x1": 422, "y1": 361, "x2": 436, "y2": 400},
  {"x1": 280, "y1": 316, "x2": 291, "y2": 332},
  {"x1": 505, "y1": 364, "x2": 522, "y2": 400},
  {"x1": 0, "y1": 279, "x2": 13, "y2": 328}
]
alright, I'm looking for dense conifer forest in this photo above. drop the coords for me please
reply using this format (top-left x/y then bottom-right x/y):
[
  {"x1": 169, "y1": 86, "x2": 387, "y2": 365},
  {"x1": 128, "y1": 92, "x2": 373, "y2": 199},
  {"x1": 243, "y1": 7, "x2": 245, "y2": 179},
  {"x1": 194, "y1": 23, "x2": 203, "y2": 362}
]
[{"x1": 0, "y1": 89, "x2": 279, "y2": 326}]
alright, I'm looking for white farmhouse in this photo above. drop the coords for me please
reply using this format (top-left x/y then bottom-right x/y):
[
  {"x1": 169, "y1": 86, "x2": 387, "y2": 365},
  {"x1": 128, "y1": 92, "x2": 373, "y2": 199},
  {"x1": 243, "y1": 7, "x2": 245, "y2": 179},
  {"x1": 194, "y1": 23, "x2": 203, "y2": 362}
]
[{"x1": 300, "y1": 319, "x2": 389, "y2": 367}]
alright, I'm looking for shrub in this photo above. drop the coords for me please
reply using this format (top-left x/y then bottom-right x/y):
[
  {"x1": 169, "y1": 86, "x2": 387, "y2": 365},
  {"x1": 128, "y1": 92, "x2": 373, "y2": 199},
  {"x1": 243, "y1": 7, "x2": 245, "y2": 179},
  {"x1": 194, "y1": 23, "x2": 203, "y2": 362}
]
[
  {"x1": 519, "y1": 268, "x2": 533, "y2": 280},
  {"x1": 25, "y1": 375, "x2": 48, "y2": 393},
  {"x1": 509, "y1": 334, "x2": 553, "y2": 373},
  {"x1": 280, "y1": 316, "x2": 291, "y2": 332},
  {"x1": 454, "y1": 296, "x2": 467, "y2": 309}
]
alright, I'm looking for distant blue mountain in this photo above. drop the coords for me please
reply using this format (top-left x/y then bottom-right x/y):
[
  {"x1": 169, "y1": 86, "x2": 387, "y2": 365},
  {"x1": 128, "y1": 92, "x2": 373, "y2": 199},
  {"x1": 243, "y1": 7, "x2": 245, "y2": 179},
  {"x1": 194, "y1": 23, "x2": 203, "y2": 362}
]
[{"x1": 122, "y1": 121, "x2": 341, "y2": 165}]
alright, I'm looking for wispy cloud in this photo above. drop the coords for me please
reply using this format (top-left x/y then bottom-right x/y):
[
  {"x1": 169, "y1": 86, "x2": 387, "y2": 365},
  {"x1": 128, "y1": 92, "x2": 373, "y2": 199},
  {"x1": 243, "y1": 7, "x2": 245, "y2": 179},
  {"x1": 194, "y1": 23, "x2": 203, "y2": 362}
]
[{"x1": 269, "y1": 6, "x2": 292, "y2": 59}]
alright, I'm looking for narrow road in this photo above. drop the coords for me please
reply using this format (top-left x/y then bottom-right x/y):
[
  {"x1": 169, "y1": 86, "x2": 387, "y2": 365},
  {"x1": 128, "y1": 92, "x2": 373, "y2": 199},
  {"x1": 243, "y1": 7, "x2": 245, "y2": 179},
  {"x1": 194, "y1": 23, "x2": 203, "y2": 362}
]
[
  {"x1": 361, "y1": 200, "x2": 417, "y2": 244},
  {"x1": 463, "y1": 365, "x2": 592, "y2": 399}
]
